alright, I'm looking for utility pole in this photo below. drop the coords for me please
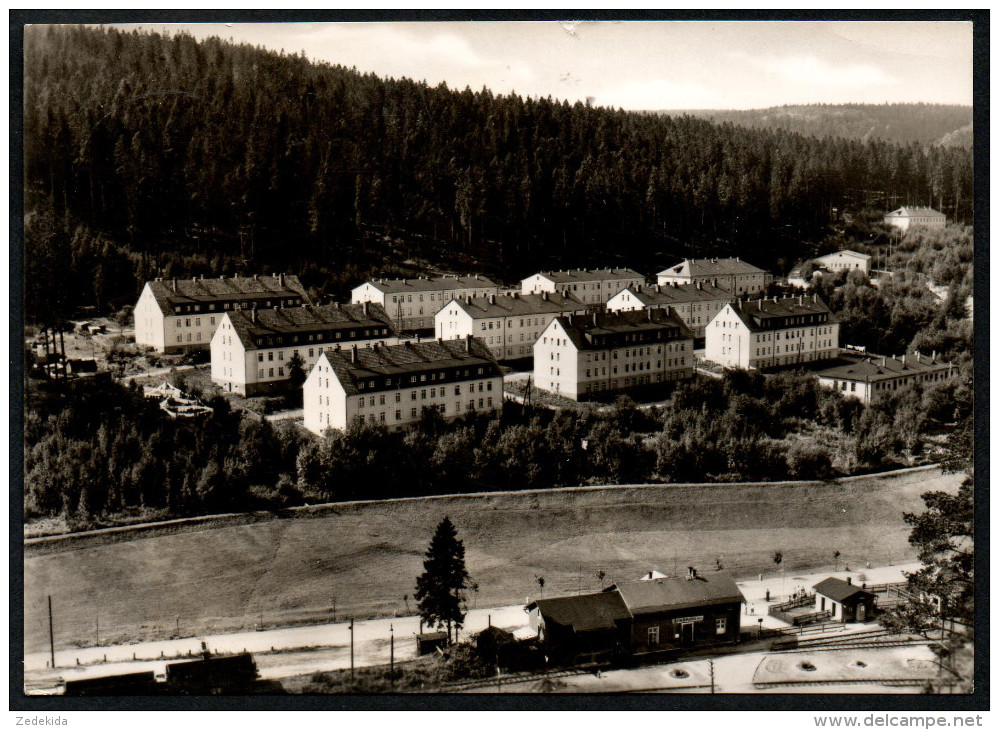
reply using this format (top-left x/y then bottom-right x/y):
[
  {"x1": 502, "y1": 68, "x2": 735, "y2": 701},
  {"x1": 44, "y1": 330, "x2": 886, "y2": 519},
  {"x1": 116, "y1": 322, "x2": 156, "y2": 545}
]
[
  {"x1": 96, "y1": 615, "x2": 99, "y2": 646},
  {"x1": 389, "y1": 624, "x2": 395, "y2": 686},
  {"x1": 709, "y1": 658, "x2": 716, "y2": 694},
  {"x1": 48, "y1": 596, "x2": 55, "y2": 669},
  {"x1": 349, "y1": 618, "x2": 355, "y2": 681}
]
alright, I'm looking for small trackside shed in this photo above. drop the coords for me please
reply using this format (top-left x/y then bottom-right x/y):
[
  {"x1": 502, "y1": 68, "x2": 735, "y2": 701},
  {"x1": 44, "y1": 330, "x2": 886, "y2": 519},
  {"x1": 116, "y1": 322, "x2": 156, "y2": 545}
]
[
  {"x1": 813, "y1": 577, "x2": 877, "y2": 623},
  {"x1": 527, "y1": 590, "x2": 632, "y2": 662}
]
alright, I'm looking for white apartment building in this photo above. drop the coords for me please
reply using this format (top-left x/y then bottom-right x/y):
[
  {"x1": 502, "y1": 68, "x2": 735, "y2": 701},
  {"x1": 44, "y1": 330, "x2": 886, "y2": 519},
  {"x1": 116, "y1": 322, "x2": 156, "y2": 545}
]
[
  {"x1": 303, "y1": 336, "x2": 503, "y2": 435},
  {"x1": 134, "y1": 273, "x2": 309, "y2": 353},
  {"x1": 211, "y1": 302, "x2": 396, "y2": 396},
  {"x1": 434, "y1": 291, "x2": 587, "y2": 361},
  {"x1": 520, "y1": 268, "x2": 646, "y2": 304},
  {"x1": 813, "y1": 250, "x2": 872, "y2": 275},
  {"x1": 705, "y1": 295, "x2": 839, "y2": 370},
  {"x1": 816, "y1": 350, "x2": 958, "y2": 405},
  {"x1": 883, "y1": 206, "x2": 947, "y2": 233},
  {"x1": 606, "y1": 282, "x2": 731, "y2": 341},
  {"x1": 533, "y1": 309, "x2": 694, "y2": 402},
  {"x1": 656, "y1": 258, "x2": 771, "y2": 296},
  {"x1": 351, "y1": 275, "x2": 500, "y2": 330}
]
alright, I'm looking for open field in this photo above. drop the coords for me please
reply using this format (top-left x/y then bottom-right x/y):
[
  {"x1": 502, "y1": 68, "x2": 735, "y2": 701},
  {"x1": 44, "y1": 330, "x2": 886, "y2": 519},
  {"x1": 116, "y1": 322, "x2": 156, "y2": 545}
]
[{"x1": 24, "y1": 466, "x2": 960, "y2": 655}]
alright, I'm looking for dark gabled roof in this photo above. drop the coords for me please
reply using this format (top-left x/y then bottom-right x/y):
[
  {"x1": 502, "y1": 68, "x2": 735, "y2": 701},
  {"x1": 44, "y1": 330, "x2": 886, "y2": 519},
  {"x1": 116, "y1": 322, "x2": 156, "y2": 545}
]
[
  {"x1": 319, "y1": 337, "x2": 501, "y2": 396},
  {"x1": 357, "y1": 275, "x2": 498, "y2": 294},
  {"x1": 815, "y1": 351, "x2": 954, "y2": 383},
  {"x1": 657, "y1": 258, "x2": 768, "y2": 278},
  {"x1": 529, "y1": 591, "x2": 631, "y2": 633},
  {"x1": 146, "y1": 274, "x2": 309, "y2": 314},
  {"x1": 447, "y1": 292, "x2": 586, "y2": 318},
  {"x1": 813, "y1": 577, "x2": 873, "y2": 602},
  {"x1": 551, "y1": 308, "x2": 693, "y2": 351},
  {"x1": 227, "y1": 303, "x2": 394, "y2": 346},
  {"x1": 613, "y1": 572, "x2": 745, "y2": 615},
  {"x1": 724, "y1": 295, "x2": 836, "y2": 332},
  {"x1": 530, "y1": 268, "x2": 645, "y2": 284},
  {"x1": 617, "y1": 282, "x2": 732, "y2": 307}
]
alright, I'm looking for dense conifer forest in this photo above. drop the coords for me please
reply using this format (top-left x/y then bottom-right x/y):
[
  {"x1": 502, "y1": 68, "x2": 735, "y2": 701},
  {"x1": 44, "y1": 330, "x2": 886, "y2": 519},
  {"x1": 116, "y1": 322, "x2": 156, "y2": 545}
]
[
  {"x1": 680, "y1": 103, "x2": 973, "y2": 148},
  {"x1": 23, "y1": 25, "x2": 972, "y2": 323}
]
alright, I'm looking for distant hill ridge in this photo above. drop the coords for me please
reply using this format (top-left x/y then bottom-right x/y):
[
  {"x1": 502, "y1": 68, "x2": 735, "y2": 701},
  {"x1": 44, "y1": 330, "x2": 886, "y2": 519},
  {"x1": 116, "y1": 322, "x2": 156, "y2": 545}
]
[{"x1": 665, "y1": 104, "x2": 972, "y2": 148}]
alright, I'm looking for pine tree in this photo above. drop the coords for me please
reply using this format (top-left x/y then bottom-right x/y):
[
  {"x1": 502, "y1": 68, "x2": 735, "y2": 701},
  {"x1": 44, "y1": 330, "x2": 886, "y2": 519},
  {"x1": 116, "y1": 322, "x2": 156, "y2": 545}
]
[{"x1": 415, "y1": 516, "x2": 470, "y2": 644}]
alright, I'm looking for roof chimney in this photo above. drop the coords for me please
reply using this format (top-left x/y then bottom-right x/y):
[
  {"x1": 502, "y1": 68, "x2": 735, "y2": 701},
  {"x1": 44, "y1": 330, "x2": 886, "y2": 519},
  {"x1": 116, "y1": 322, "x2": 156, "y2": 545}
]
[
  {"x1": 490, "y1": 294, "x2": 496, "y2": 304},
  {"x1": 279, "y1": 272, "x2": 285, "y2": 286},
  {"x1": 846, "y1": 577, "x2": 852, "y2": 585},
  {"x1": 932, "y1": 350, "x2": 937, "y2": 362},
  {"x1": 687, "y1": 566, "x2": 696, "y2": 580},
  {"x1": 251, "y1": 306, "x2": 257, "y2": 324},
  {"x1": 592, "y1": 312, "x2": 599, "y2": 326},
  {"x1": 362, "y1": 301, "x2": 369, "y2": 317},
  {"x1": 253, "y1": 274, "x2": 258, "y2": 281},
  {"x1": 351, "y1": 344, "x2": 358, "y2": 363},
  {"x1": 542, "y1": 291, "x2": 549, "y2": 301}
]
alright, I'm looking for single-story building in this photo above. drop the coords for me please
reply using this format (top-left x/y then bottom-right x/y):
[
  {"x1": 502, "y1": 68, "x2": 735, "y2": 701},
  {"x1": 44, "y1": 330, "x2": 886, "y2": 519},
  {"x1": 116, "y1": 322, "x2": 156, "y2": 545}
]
[
  {"x1": 527, "y1": 567, "x2": 746, "y2": 663},
  {"x1": 527, "y1": 590, "x2": 632, "y2": 663},
  {"x1": 813, "y1": 577, "x2": 877, "y2": 623}
]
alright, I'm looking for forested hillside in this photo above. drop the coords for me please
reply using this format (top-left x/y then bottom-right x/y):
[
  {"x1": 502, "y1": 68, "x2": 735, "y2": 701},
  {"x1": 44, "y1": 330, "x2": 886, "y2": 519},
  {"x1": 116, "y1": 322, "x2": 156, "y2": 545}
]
[
  {"x1": 679, "y1": 104, "x2": 973, "y2": 148},
  {"x1": 23, "y1": 26, "x2": 973, "y2": 323}
]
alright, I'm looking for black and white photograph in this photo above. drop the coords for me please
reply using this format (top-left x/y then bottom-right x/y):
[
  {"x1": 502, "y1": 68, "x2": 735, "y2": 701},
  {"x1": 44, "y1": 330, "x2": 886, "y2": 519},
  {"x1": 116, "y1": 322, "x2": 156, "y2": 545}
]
[{"x1": 14, "y1": 13, "x2": 984, "y2": 711}]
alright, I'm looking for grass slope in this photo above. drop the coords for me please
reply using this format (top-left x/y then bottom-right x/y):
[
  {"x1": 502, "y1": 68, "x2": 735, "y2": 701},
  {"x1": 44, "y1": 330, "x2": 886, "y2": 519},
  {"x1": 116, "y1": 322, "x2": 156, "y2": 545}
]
[{"x1": 24, "y1": 468, "x2": 960, "y2": 654}]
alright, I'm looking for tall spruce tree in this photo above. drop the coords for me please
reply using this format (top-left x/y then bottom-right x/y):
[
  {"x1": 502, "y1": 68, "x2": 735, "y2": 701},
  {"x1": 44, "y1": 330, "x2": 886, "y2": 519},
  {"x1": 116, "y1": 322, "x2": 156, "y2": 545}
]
[{"x1": 415, "y1": 516, "x2": 470, "y2": 643}]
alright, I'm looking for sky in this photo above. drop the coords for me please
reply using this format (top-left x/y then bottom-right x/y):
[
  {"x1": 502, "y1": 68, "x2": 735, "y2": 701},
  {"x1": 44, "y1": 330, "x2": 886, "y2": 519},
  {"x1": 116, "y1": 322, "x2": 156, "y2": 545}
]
[{"x1": 126, "y1": 20, "x2": 974, "y2": 111}]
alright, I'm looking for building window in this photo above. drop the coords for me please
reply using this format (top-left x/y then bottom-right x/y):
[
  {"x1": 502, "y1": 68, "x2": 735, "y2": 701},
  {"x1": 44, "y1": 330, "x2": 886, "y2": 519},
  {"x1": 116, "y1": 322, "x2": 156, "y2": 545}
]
[
  {"x1": 258, "y1": 369, "x2": 264, "y2": 378},
  {"x1": 647, "y1": 626, "x2": 659, "y2": 646},
  {"x1": 411, "y1": 408, "x2": 417, "y2": 418},
  {"x1": 396, "y1": 410, "x2": 402, "y2": 421},
  {"x1": 716, "y1": 618, "x2": 727, "y2": 635},
  {"x1": 278, "y1": 367, "x2": 284, "y2": 376},
  {"x1": 268, "y1": 368, "x2": 274, "y2": 377}
]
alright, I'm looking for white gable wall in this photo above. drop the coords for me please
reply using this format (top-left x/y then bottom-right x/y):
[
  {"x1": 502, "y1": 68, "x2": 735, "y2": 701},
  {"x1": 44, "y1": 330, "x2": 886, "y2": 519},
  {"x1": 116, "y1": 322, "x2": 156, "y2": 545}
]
[{"x1": 134, "y1": 284, "x2": 165, "y2": 351}]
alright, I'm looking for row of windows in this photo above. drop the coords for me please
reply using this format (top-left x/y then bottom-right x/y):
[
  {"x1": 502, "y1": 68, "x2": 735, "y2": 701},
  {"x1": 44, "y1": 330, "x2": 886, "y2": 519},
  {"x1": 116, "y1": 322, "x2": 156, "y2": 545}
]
[
  {"x1": 175, "y1": 316, "x2": 217, "y2": 328},
  {"x1": 387, "y1": 291, "x2": 490, "y2": 305},
  {"x1": 252, "y1": 327, "x2": 390, "y2": 348},
  {"x1": 176, "y1": 332, "x2": 202, "y2": 343},
  {"x1": 352, "y1": 381, "x2": 493, "y2": 408},
  {"x1": 583, "y1": 358, "x2": 687, "y2": 378},
  {"x1": 172, "y1": 298, "x2": 300, "y2": 314}
]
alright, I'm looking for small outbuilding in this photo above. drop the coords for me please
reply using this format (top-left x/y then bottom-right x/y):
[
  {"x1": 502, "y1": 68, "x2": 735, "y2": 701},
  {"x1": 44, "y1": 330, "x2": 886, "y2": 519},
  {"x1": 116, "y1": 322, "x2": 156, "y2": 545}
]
[
  {"x1": 813, "y1": 577, "x2": 877, "y2": 623},
  {"x1": 416, "y1": 631, "x2": 449, "y2": 656},
  {"x1": 527, "y1": 590, "x2": 631, "y2": 662}
]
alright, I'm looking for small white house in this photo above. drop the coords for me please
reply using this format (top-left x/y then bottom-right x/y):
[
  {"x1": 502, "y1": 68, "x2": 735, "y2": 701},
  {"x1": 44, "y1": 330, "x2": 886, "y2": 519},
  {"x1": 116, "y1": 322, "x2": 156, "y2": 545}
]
[
  {"x1": 883, "y1": 206, "x2": 946, "y2": 233},
  {"x1": 813, "y1": 250, "x2": 872, "y2": 276}
]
